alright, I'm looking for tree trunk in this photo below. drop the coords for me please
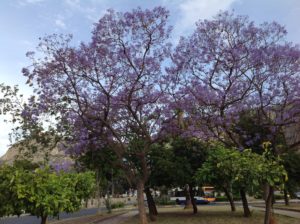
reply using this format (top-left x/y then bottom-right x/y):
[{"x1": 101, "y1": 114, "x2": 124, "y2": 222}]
[
  {"x1": 184, "y1": 184, "x2": 192, "y2": 209},
  {"x1": 240, "y1": 188, "x2": 251, "y2": 217},
  {"x1": 223, "y1": 187, "x2": 236, "y2": 212},
  {"x1": 111, "y1": 169, "x2": 115, "y2": 198},
  {"x1": 189, "y1": 185, "x2": 198, "y2": 214},
  {"x1": 96, "y1": 170, "x2": 102, "y2": 214},
  {"x1": 40, "y1": 216, "x2": 47, "y2": 224},
  {"x1": 145, "y1": 187, "x2": 158, "y2": 221},
  {"x1": 137, "y1": 181, "x2": 148, "y2": 224},
  {"x1": 284, "y1": 189, "x2": 289, "y2": 206},
  {"x1": 264, "y1": 185, "x2": 274, "y2": 224}
]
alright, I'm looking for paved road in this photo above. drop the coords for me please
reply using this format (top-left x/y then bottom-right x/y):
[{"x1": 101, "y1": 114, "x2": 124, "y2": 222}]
[{"x1": 0, "y1": 208, "x2": 103, "y2": 224}]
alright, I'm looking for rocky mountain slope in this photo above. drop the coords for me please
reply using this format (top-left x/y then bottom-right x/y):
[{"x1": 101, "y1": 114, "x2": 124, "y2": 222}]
[{"x1": 0, "y1": 142, "x2": 72, "y2": 165}]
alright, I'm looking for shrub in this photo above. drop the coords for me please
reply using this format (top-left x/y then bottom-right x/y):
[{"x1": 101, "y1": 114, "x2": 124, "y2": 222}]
[
  {"x1": 154, "y1": 196, "x2": 176, "y2": 205},
  {"x1": 111, "y1": 202, "x2": 125, "y2": 209}
]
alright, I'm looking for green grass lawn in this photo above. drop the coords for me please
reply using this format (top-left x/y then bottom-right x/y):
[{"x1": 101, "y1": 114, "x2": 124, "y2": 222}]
[{"x1": 123, "y1": 206, "x2": 299, "y2": 224}]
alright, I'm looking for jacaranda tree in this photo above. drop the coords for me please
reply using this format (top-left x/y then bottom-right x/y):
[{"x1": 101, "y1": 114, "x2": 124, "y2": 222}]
[
  {"x1": 169, "y1": 11, "x2": 300, "y2": 224},
  {"x1": 2, "y1": 7, "x2": 300, "y2": 224},
  {"x1": 22, "y1": 7, "x2": 172, "y2": 224}
]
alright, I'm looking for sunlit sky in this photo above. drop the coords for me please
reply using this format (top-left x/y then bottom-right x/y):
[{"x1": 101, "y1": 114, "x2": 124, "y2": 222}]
[{"x1": 0, "y1": 0, "x2": 300, "y2": 157}]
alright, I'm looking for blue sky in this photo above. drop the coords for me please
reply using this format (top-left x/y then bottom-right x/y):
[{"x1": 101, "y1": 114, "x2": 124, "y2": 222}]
[{"x1": 0, "y1": 0, "x2": 300, "y2": 156}]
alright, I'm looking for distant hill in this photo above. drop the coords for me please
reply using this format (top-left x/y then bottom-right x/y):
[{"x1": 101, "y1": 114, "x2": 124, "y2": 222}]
[{"x1": 0, "y1": 141, "x2": 72, "y2": 165}]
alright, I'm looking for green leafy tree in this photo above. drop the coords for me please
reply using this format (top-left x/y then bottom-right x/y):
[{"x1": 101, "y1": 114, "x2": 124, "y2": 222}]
[
  {"x1": 195, "y1": 143, "x2": 287, "y2": 219},
  {"x1": 14, "y1": 166, "x2": 95, "y2": 224},
  {"x1": 76, "y1": 147, "x2": 124, "y2": 212},
  {"x1": 148, "y1": 138, "x2": 207, "y2": 214},
  {"x1": 282, "y1": 151, "x2": 300, "y2": 203},
  {"x1": 0, "y1": 165, "x2": 26, "y2": 217},
  {"x1": 0, "y1": 159, "x2": 40, "y2": 218},
  {"x1": 258, "y1": 143, "x2": 287, "y2": 224},
  {"x1": 195, "y1": 144, "x2": 238, "y2": 212}
]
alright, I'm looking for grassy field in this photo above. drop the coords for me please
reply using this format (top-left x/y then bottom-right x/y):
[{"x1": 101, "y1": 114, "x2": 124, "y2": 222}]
[{"x1": 123, "y1": 206, "x2": 299, "y2": 224}]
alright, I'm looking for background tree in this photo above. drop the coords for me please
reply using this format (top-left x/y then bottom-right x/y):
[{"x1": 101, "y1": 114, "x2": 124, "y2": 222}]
[
  {"x1": 145, "y1": 137, "x2": 207, "y2": 217},
  {"x1": 168, "y1": 137, "x2": 207, "y2": 214},
  {"x1": 282, "y1": 151, "x2": 300, "y2": 205},
  {"x1": 76, "y1": 146, "x2": 126, "y2": 212},
  {"x1": 0, "y1": 83, "x2": 63, "y2": 165},
  {"x1": 145, "y1": 142, "x2": 175, "y2": 220}
]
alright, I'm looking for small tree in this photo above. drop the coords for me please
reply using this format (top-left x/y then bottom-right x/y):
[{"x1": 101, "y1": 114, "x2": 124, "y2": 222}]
[
  {"x1": 195, "y1": 143, "x2": 287, "y2": 219},
  {"x1": 258, "y1": 143, "x2": 287, "y2": 224},
  {"x1": 195, "y1": 144, "x2": 238, "y2": 212},
  {"x1": 15, "y1": 166, "x2": 94, "y2": 224},
  {"x1": 0, "y1": 165, "x2": 26, "y2": 218}
]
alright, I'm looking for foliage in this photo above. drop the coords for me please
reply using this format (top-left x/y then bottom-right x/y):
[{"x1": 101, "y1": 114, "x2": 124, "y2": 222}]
[
  {"x1": 154, "y1": 196, "x2": 176, "y2": 206},
  {"x1": 111, "y1": 201, "x2": 125, "y2": 209},
  {"x1": 0, "y1": 165, "x2": 26, "y2": 217},
  {"x1": 0, "y1": 163, "x2": 95, "y2": 223},
  {"x1": 17, "y1": 8, "x2": 173, "y2": 223},
  {"x1": 195, "y1": 144, "x2": 237, "y2": 191},
  {"x1": 15, "y1": 166, "x2": 95, "y2": 220},
  {"x1": 148, "y1": 137, "x2": 207, "y2": 189},
  {"x1": 169, "y1": 11, "x2": 300, "y2": 150},
  {"x1": 2, "y1": 8, "x2": 300, "y2": 224},
  {"x1": 282, "y1": 151, "x2": 300, "y2": 195},
  {"x1": 195, "y1": 143, "x2": 287, "y2": 194}
]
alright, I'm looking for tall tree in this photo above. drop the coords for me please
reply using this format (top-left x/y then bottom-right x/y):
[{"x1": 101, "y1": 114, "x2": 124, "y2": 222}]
[
  {"x1": 169, "y1": 11, "x2": 300, "y2": 224},
  {"x1": 22, "y1": 7, "x2": 172, "y2": 224}
]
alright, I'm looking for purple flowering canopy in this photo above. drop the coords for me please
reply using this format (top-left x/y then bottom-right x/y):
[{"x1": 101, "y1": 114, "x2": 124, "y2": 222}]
[
  {"x1": 23, "y1": 7, "x2": 172, "y2": 157},
  {"x1": 16, "y1": 8, "x2": 300, "y2": 224},
  {"x1": 22, "y1": 8, "x2": 172, "y2": 223},
  {"x1": 169, "y1": 11, "x2": 300, "y2": 150}
]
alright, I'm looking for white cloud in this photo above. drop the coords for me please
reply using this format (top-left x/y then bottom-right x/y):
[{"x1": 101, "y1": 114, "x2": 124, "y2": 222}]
[
  {"x1": 55, "y1": 18, "x2": 66, "y2": 29},
  {"x1": 0, "y1": 119, "x2": 13, "y2": 157},
  {"x1": 172, "y1": 0, "x2": 237, "y2": 41},
  {"x1": 64, "y1": 0, "x2": 81, "y2": 10},
  {"x1": 25, "y1": 0, "x2": 44, "y2": 3},
  {"x1": 63, "y1": 0, "x2": 107, "y2": 22},
  {"x1": 18, "y1": 0, "x2": 44, "y2": 6}
]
